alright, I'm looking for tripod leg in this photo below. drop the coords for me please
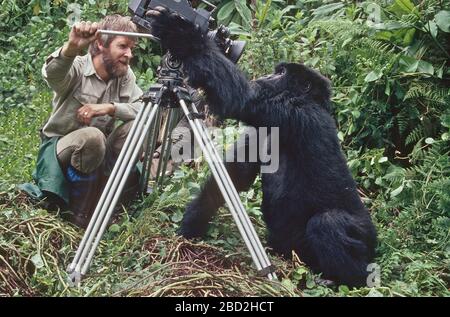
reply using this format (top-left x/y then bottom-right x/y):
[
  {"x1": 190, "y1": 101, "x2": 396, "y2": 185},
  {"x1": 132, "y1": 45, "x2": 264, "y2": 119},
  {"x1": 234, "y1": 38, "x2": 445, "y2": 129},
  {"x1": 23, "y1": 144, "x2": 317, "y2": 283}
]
[
  {"x1": 178, "y1": 99, "x2": 276, "y2": 280},
  {"x1": 140, "y1": 106, "x2": 162, "y2": 194},
  {"x1": 180, "y1": 139, "x2": 259, "y2": 238},
  {"x1": 80, "y1": 104, "x2": 160, "y2": 275},
  {"x1": 67, "y1": 102, "x2": 160, "y2": 283},
  {"x1": 68, "y1": 103, "x2": 150, "y2": 275},
  {"x1": 155, "y1": 108, "x2": 182, "y2": 187}
]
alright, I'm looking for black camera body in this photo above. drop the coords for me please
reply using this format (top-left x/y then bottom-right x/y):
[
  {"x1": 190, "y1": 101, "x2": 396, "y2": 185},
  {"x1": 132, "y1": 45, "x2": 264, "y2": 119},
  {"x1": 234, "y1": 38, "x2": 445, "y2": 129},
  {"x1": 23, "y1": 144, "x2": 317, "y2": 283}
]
[
  {"x1": 128, "y1": 0, "x2": 245, "y2": 63},
  {"x1": 128, "y1": 0, "x2": 211, "y2": 34}
]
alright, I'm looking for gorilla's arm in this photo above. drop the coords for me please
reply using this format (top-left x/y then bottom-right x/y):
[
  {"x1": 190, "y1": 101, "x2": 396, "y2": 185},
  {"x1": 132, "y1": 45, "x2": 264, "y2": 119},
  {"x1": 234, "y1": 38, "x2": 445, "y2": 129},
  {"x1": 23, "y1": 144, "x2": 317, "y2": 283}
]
[
  {"x1": 148, "y1": 8, "x2": 296, "y2": 129},
  {"x1": 182, "y1": 43, "x2": 254, "y2": 121}
]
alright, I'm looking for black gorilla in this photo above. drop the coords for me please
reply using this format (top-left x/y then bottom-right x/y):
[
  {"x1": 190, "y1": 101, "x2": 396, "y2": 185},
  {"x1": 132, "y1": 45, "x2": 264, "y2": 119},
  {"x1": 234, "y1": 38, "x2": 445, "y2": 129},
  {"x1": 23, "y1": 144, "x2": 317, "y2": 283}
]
[{"x1": 148, "y1": 8, "x2": 377, "y2": 287}]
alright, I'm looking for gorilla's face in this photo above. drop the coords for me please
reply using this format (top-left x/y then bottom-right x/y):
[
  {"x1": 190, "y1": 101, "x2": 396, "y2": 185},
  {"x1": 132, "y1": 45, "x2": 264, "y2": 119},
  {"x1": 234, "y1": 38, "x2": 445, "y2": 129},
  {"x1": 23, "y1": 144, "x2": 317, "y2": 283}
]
[{"x1": 253, "y1": 63, "x2": 331, "y2": 110}]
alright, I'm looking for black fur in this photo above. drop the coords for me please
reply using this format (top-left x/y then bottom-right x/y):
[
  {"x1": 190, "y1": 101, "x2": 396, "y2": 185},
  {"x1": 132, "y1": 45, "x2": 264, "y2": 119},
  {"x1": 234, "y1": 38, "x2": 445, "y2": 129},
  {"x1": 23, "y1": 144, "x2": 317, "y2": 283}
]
[{"x1": 150, "y1": 8, "x2": 377, "y2": 287}]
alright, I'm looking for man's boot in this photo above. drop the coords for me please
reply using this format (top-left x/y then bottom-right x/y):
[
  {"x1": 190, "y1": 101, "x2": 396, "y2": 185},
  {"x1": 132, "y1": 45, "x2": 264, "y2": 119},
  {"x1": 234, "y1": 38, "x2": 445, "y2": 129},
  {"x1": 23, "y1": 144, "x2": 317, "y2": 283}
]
[{"x1": 65, "y1": 166, "x2": 101, "y2": 229}]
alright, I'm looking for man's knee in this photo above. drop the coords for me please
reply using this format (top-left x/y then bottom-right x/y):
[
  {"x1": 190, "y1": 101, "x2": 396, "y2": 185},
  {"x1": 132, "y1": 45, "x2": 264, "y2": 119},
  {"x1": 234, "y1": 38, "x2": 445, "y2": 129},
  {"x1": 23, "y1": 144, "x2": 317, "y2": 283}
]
[
  {"x1": 78, "y1": 127, "x2": 105, "y2": 143},
  {"x1": 79, "y1": 127, "x2": 107, "y2": 148},
  {"x1": 57, "y1": 127, "x2": 106, "y2": 173}
]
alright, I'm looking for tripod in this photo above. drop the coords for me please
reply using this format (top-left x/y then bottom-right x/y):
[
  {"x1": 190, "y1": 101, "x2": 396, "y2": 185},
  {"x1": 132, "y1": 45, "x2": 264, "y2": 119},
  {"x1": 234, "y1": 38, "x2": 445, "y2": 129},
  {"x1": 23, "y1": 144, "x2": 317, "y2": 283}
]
[{"x1": 67, "y1": 53, "x2": 276, "y2": 285}]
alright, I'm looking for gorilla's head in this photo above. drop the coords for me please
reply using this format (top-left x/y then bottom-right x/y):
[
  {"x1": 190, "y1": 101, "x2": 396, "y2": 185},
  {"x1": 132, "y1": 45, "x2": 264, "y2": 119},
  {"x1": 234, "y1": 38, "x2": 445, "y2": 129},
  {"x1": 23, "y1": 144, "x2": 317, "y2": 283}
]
[{"x1": 253, "y1": 63, "x2": 332, "y2": 112}]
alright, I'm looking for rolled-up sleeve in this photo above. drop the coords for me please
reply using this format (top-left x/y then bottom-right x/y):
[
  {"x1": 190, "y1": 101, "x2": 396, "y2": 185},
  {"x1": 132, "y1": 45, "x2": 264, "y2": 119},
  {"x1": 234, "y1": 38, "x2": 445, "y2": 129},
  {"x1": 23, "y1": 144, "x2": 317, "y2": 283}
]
[{"x1": 113, "y1": 70, "x2": 144, "y2": 121}]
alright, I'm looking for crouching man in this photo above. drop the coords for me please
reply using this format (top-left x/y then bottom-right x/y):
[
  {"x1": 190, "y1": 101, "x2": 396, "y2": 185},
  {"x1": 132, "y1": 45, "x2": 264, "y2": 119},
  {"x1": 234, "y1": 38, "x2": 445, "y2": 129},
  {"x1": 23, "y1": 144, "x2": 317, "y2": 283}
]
[{"x1": 23, "y1": 15, "x2": 144, "y2": 228}]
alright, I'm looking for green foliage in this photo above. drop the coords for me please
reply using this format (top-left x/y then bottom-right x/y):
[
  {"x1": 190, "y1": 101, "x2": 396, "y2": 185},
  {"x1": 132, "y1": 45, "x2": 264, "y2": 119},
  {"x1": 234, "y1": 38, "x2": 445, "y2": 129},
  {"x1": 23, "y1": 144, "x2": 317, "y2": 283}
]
[
  {"x1": 0, "y1": 92, "x2": 52, "y2": 191},
  {"x1": 0, "y1": 0, "x2": 449, "y2": 296},
  {"x1": 228, "y1": 0, "x2": 450, "y2": 296}
]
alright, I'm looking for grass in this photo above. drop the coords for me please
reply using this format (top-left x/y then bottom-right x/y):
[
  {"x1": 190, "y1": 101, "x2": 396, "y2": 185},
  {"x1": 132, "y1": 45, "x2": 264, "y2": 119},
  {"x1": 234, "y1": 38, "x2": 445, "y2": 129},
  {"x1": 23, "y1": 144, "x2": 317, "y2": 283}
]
[
  {"x1": 0, "y1": 90, "x2": 448, "y2": 297},
  {"x1": 0, "y1": 92, "x2": 51, "y2": 192}
]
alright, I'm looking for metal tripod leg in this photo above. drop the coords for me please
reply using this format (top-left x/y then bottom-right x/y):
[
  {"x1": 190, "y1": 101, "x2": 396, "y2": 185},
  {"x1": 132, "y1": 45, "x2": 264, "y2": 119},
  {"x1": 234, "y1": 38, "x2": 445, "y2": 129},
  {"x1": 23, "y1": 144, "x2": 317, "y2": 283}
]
[
  {"x1": 139, "y1": 107, "x2": 182, "y2": 194},
  {"x1": 178, "y1": 99, "x2": 277, "y2": 280},
  {"x1": 139, "y1": 106, "x2": 162, "y2": 194},
  {"x1": 67, "y1": 101, "x2": 159, "y2": 285},
  {"x1": 154, "y1": 108, "x2": 182, "y2": 187}
]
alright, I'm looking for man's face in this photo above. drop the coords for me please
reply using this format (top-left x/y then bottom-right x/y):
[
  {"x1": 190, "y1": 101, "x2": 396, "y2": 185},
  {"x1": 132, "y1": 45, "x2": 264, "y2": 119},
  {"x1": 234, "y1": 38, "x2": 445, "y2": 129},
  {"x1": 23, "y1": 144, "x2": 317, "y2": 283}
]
[{"x1": 101, "y1": 36, "x2": 135, "y2": 78}]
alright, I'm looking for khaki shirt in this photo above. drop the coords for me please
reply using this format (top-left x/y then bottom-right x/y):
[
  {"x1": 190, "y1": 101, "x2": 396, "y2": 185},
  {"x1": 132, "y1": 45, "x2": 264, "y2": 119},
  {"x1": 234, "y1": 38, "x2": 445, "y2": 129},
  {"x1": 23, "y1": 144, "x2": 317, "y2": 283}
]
[{"x1": 41, "y1": 47, "x2": 143, "y2": 137}]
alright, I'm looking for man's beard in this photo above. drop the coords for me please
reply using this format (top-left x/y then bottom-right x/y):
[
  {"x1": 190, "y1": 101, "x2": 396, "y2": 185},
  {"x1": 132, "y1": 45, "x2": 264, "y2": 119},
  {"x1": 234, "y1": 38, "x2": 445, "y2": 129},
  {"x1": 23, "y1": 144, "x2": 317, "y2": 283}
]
[{"x1": 103, "y1": 52, "x2": 129, "y2": 78}]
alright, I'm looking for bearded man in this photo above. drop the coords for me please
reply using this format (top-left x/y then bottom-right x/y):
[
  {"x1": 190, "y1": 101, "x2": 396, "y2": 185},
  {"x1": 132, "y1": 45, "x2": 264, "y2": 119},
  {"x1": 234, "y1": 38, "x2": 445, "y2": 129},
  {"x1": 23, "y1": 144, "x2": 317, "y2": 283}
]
[{"x1": 25, "y1": 15, "x2": 143, "y2": 228}]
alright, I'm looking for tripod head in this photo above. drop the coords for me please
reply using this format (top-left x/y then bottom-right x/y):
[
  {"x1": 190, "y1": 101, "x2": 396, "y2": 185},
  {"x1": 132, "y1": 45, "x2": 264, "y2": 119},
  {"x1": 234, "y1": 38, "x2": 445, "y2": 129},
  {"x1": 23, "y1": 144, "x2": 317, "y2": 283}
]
[
  {"x1": 156, "y1": 53, "x2": 184, "y2": 92},
  {"x1": 142, "y1": 52, "x2": 192, "y2": 109}
]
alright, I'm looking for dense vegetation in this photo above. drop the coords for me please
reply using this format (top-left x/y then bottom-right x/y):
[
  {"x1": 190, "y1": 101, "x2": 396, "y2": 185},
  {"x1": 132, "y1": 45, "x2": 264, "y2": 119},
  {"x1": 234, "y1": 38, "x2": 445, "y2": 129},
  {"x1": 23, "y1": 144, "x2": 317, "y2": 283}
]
[{"x1": 0, "y1": 0, "x2": 448, "y2": 296}]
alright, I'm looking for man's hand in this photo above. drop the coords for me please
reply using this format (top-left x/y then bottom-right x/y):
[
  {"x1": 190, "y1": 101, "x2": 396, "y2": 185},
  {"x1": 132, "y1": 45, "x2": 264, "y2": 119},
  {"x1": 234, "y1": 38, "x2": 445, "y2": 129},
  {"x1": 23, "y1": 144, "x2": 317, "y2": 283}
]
[
  {"x1": 77, "y1": 103, "x2": 115, "y2": 125},
  {"x1": 62, "y1": 21, "x2": 99, "y2": 57}
]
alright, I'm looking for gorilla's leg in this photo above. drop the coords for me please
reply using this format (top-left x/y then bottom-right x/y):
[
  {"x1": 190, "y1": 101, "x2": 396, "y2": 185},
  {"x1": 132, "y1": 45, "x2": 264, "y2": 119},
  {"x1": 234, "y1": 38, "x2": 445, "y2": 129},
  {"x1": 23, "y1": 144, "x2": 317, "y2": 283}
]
[
  {"x1": 302, "y1": 209, "x2": 377, "y2": 287},
  {"x1": 179, "y1": 135, "x2": 260, "y2": 239}
]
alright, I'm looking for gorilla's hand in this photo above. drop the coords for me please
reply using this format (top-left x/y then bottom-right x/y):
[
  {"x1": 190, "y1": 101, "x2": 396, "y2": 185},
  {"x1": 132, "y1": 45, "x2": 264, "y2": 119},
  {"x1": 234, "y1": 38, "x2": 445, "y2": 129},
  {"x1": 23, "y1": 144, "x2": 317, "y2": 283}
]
[{"x1": 146, "y1": 6, "x2": 207, "y2": 59}]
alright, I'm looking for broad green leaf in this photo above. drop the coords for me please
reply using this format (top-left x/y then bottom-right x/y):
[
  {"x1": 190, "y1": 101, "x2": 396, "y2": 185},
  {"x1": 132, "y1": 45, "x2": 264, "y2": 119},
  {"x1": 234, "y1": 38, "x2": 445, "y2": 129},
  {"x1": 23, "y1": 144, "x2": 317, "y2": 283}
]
[
  {"x1": 385, "y1": 80, "x2": 392, "y2": 96},
  {"x1": 339, "y1": 285, "x2": 350, "y2": 294},
  {"x1": 109, "y1": 224, "x2": 120, "y2": 233},
  {"x1": 394, "y1": 83, "x2": 405, "y2": 100},
  {"x1": 384, "y1": 21, "x2": 411, "y2": 31},
  {"x1": 380, "y1": 21, "x2": 407, "y2": 30},
  {"x1": 394, "y1": 0, "x2": 416, "y2": 15},
  {"x1": 427, "y1": 20, "x2": 438, "y2": 38},
  {"x1": 306, "y1": 279, "x2": 316, "y2": 289},
  {"x1": 436, "y1": 63, "x2": 445, "y2": 78},
  {"x1": 402, "y1": 28, "x2": 416, "y2": 46},
  {"x1": 417, "y1": 60, "x2": 434, "y2": 75},
  {"x1": 399, "y1": 56, "x2": 419, "y2": 72},
  {"x1": 227, "y1": 22, "x2": 251, "y2": 36},
  {"x1": 217, "y1": 1, "x2": 236, "y2": 22},
  {"x1": 151, "y1": 55, "x2": 161, "y2": 66},
  {"x1": 390, "y1": 184, "x2": 404, "y2": 198},
  {"x1": 258, "y1": 0, "x2": 272, "y2": 25},
  {"x1": 171, "y1": 211, "x2": 183, "y2": 223},
  {"x1": 312, "y1": 3, "x2": 345, "y2": 17},
  {"x1": 375, "y1": 30, "x2": 394, "y2": 41},
  {"x1": 435, "y1": 10, "x2": 450, "y2": 33},
  {"x1": 375, "y1": 177, "x2": 383, "y2": 185},
  {"x1": 295, "y1": 267, "x2": 308, "y2": 276},
  {"x1": 364, "y1": 69, "x2": 383, "y2": 82},
  {"x1": 235, "y1": 0, "x2": 252, "y2": 27},
  {"x1": 441, "y1": 114, "x2": 450, "y2": 128},
  {"x1": 305, "y1": 56, "x2": 320, "y2": 67},
  {"x1": 281, "y1": 5, "x2": 299, "y2": 16},
  {"x1": 352, "y1": 110, "x2": 361, "y2": 119}
]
